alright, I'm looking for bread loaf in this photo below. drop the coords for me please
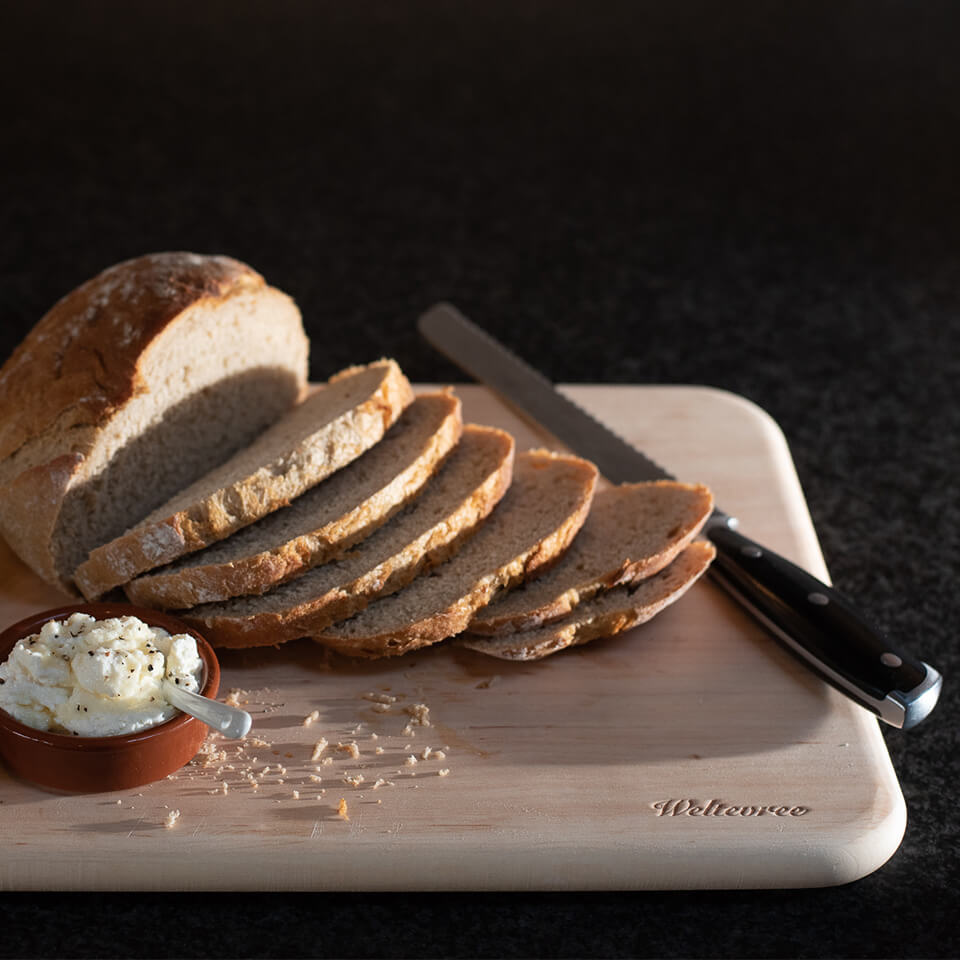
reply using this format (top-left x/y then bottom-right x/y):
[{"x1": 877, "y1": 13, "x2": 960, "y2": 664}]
[
  {"x1": 313, "y1": 450, "x2": 598, "y2": 658},
  {"x1": 0, "y1": 252, "x2": 308, "y2": 594},
  {"x1": 75, "y1": 359, "x2": 413, "y2": 599},
  {"x1": 182, "y1": 423, "x2": 515, "y2": 648},
  {"x1": 468, "y1": 481, "x2": 714, "y2": 635},
  {"x1": 125, "y1": 391, "x2": 463, "y2": 608},
  {"x1": 460, "y1": 541, "x2": 716, "y2": 660}
]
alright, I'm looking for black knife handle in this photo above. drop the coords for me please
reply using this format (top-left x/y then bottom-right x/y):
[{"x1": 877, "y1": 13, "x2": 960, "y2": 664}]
[{"x1": 706, "y1": 520, "x2": 942, "y2": 729}]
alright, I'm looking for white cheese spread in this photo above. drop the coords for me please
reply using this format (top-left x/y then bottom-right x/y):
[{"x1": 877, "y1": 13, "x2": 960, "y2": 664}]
[{"x1": 0, "y1": 613, "x2": 203, "y2": 736}]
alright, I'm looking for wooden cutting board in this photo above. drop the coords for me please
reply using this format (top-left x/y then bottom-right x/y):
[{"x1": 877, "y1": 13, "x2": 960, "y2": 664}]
[{"x1": 0, "y1": 385, "x2": 905, "y2": 890}]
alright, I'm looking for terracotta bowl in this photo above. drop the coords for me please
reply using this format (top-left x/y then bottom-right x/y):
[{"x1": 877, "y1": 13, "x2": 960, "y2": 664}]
[{"x1": 0, "y1": 602, "x2": 219, "y2": 793}]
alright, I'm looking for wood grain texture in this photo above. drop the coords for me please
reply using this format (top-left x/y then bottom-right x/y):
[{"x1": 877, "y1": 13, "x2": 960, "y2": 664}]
[{"x1": 0, "y1": 385, "x2": 905, "y2": 890}]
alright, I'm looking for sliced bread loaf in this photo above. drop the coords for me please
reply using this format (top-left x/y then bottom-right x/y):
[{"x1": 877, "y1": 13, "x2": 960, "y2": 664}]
[
  {"x1": 0, "y1": 252, "x2": 308, "y2": 594},
  {"x1": 468, "y1": 481, "x2": 714, "y2": 635},
  {"x1": 75, "y1": 359, "x2": 413, "y2": 599},
  {"x1": 313, "y1": 450, "x2": 599, "y2": 659},
  {"x1": 182, "y1": 423, "x2": 515, "y2": 648},
  {"x1": 124, "y1": 391, "x2": 463, "y2": 608},
  {"x1": 460, "y1": 540, "x2": 716, "y2": 660}
]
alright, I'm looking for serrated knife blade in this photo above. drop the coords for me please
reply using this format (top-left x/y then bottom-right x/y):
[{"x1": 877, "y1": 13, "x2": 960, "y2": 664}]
[{"x1": 418, "y1": 302, "x2": 942, "y2": 729}]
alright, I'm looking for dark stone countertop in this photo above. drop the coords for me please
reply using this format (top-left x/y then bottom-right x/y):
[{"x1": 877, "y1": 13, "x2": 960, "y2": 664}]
[{"x1": 1, "y1": 2, "x2": 957, "y2": 957}]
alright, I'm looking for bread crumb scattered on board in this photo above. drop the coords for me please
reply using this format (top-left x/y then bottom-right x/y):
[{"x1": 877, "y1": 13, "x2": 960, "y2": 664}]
[
  {"x1": 404, "y1": 703, "x2": 430, "y2": 726},
  {"x1": 363, "y1": 692, "x2": 397, "y2": 705},
  {"x1": 337, "y1": 798, "x2": 349, "y2": 820},
  {"x1": 164, "y1": 809, "x2": 181, "y2": 829}
]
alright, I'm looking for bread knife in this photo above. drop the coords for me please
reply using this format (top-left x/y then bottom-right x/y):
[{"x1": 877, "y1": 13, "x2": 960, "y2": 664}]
[{"x1": 418, "y1": 302, "x2": 942, "y2": 729}]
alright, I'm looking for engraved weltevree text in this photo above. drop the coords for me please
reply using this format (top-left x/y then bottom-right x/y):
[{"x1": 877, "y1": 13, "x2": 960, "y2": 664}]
[{"x1": 651, "y1": 799, "x2": 810, "y2": 817}]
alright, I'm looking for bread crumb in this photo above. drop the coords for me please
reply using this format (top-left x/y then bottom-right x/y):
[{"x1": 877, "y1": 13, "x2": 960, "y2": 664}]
[
  {"x1": 370, "y1": 702, "x2": 391, "y2": 713},
  {"x1": 363, "y1": 692, "x2": 397, "y2": 705},
  {"x1": 164, "y1": 809, "x2": 181, "y2": 829},
  {"x1": 404, "y1": 703, "x2": 430, "y2": 726},
  {"x1": 343, "y1": 773, "x2": 365, "y2": 787},
  {"x1": 375, "y1": 746, "x2": 384, "y2": 755},
  {"x1": 438, "y1": 769, "x2": 450, "y2": 777},
  {"x1": 404, "y1": 755, "x2": 418, "y2": 766},
  {"x1": 247, "y1": 737, "x2": 271, "y2": 748},
  {"x1": 372, "y1": 778, "x2": 394, "y2": 790},
  {"x1": 320, "y1": 757, "x2": 333, "y2": 767},
  {"x1": 337, "y1": 798, "x2": 349, "y2": 820},
  {"x1": 401, "y1": 724, "x2": 415, "y2": 737},
  {"x1": 336, "y1": 741, "x2": 360, "y2": 760},
  {"x1": 220, "y1": 781, "x2": 229, "y2": 795},
  {"x1": 309, "y1": 774, "x2": 323, "y2": 783},
  {"x1": 311, "y1": 738, "x2": 328, "y2": 761},
  {"x1": 370, "y1": 732, "x2": 378, "y2": 740},
  {"x1": 224, "y1": 688, "x2": 246, "y2": 707},
  {"x1": 115, "y1": 799, "x2": 122, "y2": 805},
  {"x1": 302, "y1": 710, "x2": 320, "y2": 727},
  {"x1": 292, "y1": 790, "x2": 300, "y2": 800}
]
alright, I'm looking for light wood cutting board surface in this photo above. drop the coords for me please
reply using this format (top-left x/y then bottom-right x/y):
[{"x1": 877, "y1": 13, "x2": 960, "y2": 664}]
[{"x1": 0, "y1": 385, "x2": 905, "y2": 890}]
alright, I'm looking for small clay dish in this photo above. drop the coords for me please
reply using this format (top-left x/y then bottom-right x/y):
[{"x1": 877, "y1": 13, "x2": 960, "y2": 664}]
[{"x1": 0, "y1": 602, "x2": 220, "y2": 793}]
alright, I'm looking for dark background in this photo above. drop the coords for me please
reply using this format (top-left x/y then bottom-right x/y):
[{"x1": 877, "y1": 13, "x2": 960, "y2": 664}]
[{"x1": 1, "y1": 1, "x2": 958, "y2": 957}]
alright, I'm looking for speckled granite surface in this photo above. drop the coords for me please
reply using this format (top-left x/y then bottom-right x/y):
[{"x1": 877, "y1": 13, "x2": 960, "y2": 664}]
[{"x1": 1, "y1": 2, "x2": 958, "y2": 957}]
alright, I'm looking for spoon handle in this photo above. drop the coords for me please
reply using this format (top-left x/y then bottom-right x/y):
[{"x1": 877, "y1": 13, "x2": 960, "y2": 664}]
[{"x1": 162, "y1": 679, "x2": 252, "y2": 739}]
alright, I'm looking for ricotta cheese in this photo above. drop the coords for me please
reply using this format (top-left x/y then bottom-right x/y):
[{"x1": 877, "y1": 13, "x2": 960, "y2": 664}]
[{"x1": 0, "y1": 613, "x2": 202, "y2": 736}]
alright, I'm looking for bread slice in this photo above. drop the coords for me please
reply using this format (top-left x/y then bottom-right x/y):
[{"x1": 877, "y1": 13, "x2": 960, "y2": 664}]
[
  {"x1": 75, "y1": 359, "x2": 413, "y2": 599},
  {"x1": 182, "y1": 423, "x2": 516, "y2": 648},
  {"x1": 468, "y1": 481, "x2": 714, "y2": 635},
  {"x1": 460, "y1": 541, "x2": 716, "y2": 660},
  {"x1": 313, "y1": 450, "x2": 599, "y2": 659},
  {"x1": 0, "y1": 252, "x2": 308, "y2": 594},
  {"x1": 124, "y1": 392, "x2": 462, "y2": 608}
]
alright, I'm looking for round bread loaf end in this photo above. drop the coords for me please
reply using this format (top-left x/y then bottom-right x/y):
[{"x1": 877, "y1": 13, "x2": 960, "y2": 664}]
[{"x1": 0, "y1": 252, "x2": 309, "y2": 594}]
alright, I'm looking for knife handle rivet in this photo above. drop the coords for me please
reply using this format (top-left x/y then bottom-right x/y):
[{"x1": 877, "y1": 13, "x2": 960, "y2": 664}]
[
  {"x1": 741, "y1": 545, "x2": 763, "y2": 558},
  {"x1": 880, "y1": 652, "x2": 903, "y2": 668},
  {"x1": 807, "y1": 592, "x2": 830, "y2": 606}
]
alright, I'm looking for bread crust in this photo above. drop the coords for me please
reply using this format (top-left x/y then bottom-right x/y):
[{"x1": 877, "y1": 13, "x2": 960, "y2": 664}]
[
  {"x1": 0, "y1": 252, "x2": 307, "y2": 594},
  {"x1": 74, "y1": 359, "x2": 414, "y2": 599},
  {"x1": 124, "y1": 392, "x2": 463, "y2": 608},
  {"x1": 184, "y1": 425, "x2": 516, "y2": 649}
]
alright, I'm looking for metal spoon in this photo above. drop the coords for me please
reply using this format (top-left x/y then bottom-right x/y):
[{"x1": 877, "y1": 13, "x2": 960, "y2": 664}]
[{"x1": 162, "y1": 678, "x2": 252, "y2": 739}]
